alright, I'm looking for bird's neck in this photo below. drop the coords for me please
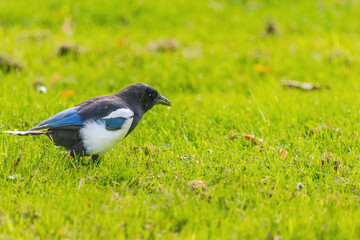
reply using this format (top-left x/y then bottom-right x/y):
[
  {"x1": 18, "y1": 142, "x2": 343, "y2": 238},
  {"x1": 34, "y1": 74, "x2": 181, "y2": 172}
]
[{"x1": 114, "y1": 91, "x2": 145, "y2": 117}]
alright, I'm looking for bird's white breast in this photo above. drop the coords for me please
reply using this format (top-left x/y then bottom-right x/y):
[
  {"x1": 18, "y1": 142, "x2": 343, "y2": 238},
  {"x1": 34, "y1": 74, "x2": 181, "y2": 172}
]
[{"x1": 80, "y1": 108, "x2": 134, "y2": 155}]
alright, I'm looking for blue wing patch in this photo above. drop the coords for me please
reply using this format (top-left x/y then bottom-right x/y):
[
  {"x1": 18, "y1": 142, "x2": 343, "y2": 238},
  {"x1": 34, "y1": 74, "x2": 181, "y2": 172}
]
[
  {"x1": 104, "y1": 117, "x2": 126, "y2": 130},
  {"x1": 37, "y1": 107, "x2": 83, "y2": 129}
]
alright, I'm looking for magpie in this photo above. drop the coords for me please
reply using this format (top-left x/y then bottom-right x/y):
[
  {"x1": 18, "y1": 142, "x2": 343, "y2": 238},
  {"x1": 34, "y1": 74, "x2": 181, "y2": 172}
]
[{"x1": 3, "y1": 83, "x2": 171, "y2": 161}]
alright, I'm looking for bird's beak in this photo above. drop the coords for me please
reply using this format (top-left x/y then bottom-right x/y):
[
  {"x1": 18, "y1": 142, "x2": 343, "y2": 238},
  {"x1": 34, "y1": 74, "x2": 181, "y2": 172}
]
[{"x1": 156, "y1": 95, "x2": 171, "y2": 106}]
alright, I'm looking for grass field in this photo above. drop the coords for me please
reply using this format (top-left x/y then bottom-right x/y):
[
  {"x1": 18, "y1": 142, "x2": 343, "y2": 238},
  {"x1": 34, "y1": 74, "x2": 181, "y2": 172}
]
[{"x1": 1, "y1": 0, "x2": 360, "y2": 239}]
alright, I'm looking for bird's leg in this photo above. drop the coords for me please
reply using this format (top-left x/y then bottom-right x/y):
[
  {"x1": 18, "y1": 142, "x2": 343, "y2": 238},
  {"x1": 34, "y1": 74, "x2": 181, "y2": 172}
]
[
  {"x1": 91, "y1": 154, "x2": 100, "y2": 163},
  {"x1": 69, "y1": 150, "x2": 84, "y2": 162},
  {"x1": 70, "y1": 150, "x2": 76, "y2": 159}
]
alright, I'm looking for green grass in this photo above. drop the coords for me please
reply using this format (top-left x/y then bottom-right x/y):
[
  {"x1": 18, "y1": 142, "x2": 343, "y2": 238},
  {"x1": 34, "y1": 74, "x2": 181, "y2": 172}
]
[{"x1": 1, "y1": 0, "x2": 360, "y2": 238}]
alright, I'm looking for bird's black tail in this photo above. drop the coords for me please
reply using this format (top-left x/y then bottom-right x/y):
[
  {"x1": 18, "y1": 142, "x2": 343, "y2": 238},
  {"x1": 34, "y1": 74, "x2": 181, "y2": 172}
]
[{"x1": 2, "y1": 130, "x2": 49, "y2": 136}]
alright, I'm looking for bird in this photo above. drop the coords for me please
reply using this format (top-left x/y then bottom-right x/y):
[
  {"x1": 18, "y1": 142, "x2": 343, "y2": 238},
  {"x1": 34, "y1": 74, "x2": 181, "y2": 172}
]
[{"x1": 3, "y1": 83, "x2": 171, "y2": 161}]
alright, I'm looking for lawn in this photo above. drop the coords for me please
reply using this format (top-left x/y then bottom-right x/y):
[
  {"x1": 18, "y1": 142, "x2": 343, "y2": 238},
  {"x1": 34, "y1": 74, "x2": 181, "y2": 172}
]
[{"x1": 1, "y1": 0, "x2": 360, "y2": 239}]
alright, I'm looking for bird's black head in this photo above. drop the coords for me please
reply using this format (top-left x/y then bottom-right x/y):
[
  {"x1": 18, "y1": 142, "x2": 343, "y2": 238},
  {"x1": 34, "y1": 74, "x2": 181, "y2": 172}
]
[{"x1": 118, "y1": 83, "x2": 171, "y2": 113}]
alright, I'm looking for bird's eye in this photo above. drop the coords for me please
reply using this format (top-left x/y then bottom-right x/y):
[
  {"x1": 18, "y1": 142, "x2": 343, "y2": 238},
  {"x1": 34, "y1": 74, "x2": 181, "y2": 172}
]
[{"x1": 148, "y1": 92, "x2": 157, "y2": 98}]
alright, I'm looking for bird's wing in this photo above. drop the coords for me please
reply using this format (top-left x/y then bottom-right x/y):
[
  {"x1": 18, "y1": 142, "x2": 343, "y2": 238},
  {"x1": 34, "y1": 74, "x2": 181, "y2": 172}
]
[
  {"x1": 101, "y1": 108, "x2": 134, "y2": 131},
  {"x1": 30, "y1": 95, "x2": 134, "y2": 131},
  {"x1": 30, "y1": 107, "x2": 83, "y2": 130},
  {"x1": 75, "y1": 96, "x2": 134, "y2": 131}
]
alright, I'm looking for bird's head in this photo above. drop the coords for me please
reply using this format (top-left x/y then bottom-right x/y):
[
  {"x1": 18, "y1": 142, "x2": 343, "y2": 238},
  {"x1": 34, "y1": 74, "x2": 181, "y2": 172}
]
[{"x1": 119, "y1": 83, "x2": 171, "y2": 112}]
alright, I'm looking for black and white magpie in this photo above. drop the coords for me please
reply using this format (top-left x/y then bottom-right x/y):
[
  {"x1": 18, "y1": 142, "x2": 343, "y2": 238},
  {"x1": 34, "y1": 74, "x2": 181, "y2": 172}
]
[{"x1": 4, "y1": 83, "x2": 171, "y2": 161}]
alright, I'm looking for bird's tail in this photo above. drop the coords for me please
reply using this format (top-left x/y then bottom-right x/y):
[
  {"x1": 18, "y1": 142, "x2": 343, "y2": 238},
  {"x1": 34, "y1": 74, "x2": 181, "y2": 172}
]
[{"x1": 2, "y1": 130, "x2": 49, "y2": 136}]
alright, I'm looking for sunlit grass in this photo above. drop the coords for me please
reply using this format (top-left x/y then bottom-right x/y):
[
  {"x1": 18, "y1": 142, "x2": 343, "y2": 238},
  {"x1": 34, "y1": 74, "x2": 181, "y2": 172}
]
[{"x1": 1, "y1": 0, "x2": 360, "y2": 239}]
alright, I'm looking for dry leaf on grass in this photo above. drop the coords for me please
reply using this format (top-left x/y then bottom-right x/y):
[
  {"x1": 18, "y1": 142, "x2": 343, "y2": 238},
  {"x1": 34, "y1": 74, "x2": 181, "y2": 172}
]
[
  {"x1": 0, "y1": 56, "x2": 23, "y2": 73},
  {"x1": 281, "y1": 80, "x2": 328, "y2": 91},
  {"x1": 227, "y1": 131, "x2": 264, "y2": 151},
  {"x1": 132, "y1": 145, "x2": 161, "y2": 156},
  {"x1": 78, "y1": 176, "x2": 98, "y2": 190},
  {"x1": 243, "y1": 134, "x2": 264, "y2": 145},
  {"x1": 117, "y1": 38, "x2": 127, "y2": 46},
  {"x1": 254, "y1": 64, "x2": 272, "y2": 74},
  {"x1": 280, "y1": 149, "x2": 288, "y2": 159},
  {"x1": 12, "y1": 155, "x2": 22, "y2": 171},
  {"x1": 78, "y1": 178, "x2": 85, "y2": 190},
  {"x1": 187, "y1": 180, "x2": 207, "y2": 191},
  {"x1": 61, "y1": 89, "x2": 76, "y2": 98},
  {"x1": 61, "y1": 17, "x2": 73, "y2": 37},
  {"x1": 147, "y1": 38, "x2": 180, "y2": 52},
  {"x1": 254, "y1": 145, "x2": 262, "y2": 151},
  {"x1": 57, "y1": 44, "x2": 81, "y2": 57},
  {"x1": 260, "y1": 176, "x2": 272, "y2": 184},
  {"x1": 227, "y1": 130, "x2": 240, "y2": 140},
  {"x1": 321, "y1": 154, "x2": 344, "y2": 171},
  {"x1": 51, "y1": 74, "x2": 61, "y2": 87},
  {"x1": 264, "y1": 19, "x2": 279, "y2": 36}
]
